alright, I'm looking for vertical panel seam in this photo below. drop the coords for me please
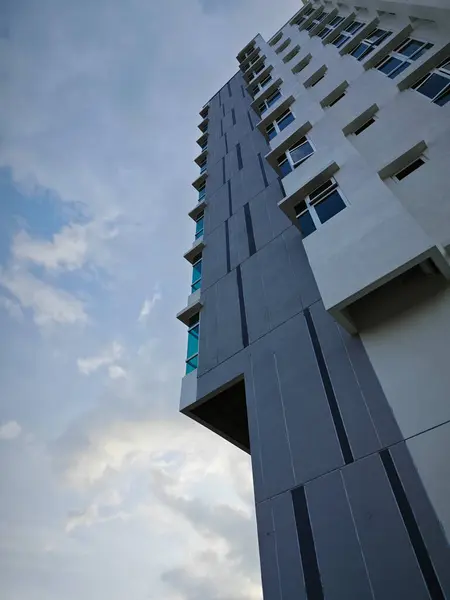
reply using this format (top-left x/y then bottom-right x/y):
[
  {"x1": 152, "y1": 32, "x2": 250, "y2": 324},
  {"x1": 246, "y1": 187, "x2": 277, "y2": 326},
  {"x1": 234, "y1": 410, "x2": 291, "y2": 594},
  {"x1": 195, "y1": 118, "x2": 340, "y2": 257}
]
[
  {"x1": 380, "y1": 449, "x2": 445, "y2": 600},
  {"x1": 304, "y1": 308, "x2": 354, "y2": 465},
  {"x1": 227, "y1": 179, "x2": 233, "y2": 217},
  {"x1": 274, "y1": 353, "x2": 297, "y2": 483},
  {"x1": 236, "y1": 142, "x2": 243, "y2": 171},
  {"x1": 236, "y1": 265, "x2": 249, "y2": 348},
  {"x1": 224, "y1": 132, "x2": 229, "y2": 155},
  {"x1": 227, "y1": 81, "x2": 232, "y2": 97},
  {"x1": 241, "y1": 84, "x2": 245, "y2": 98},
  {"x1": 258, "y1": 153, "x2": 269, "y2": 188},
  {"x1": 224, "y1": 220, "x2": 231, "y2": 274},
  {"x1": 222, "y1": 156, "x2": 226, "y2": 185},
  {"x1": 292, "y1": 486, "x2": 324, "y2": 600},
  {"x1": 248, "y1": 110, "x2": 254, "y2": 131},
  {"x1": 220, "y1": 119, "x2": 224, "y2": 137},
  {"x1": 232, "y1": 108, "x2": 236, "y2": 126},
  {"x1": 244, "y1": 203, "x2": 256, "y2": 256}
]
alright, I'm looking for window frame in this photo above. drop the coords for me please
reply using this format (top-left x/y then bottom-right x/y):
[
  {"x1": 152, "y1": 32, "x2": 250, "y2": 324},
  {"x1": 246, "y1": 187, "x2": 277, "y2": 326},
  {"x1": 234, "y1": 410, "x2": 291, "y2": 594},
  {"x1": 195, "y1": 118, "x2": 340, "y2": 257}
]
[
  {"x1": 332, "y1": 20, "x2": 364, "y2": 48},
  {"x1": 191, "y1": 254, "x2": 203, "y2": 293},
  {"x1": 376, "y1": 37, "x2": 434, "y2": 79},
  {"x1": 198, "y1": 183, "x2": 206, "y2": 201},
  {"x1": 186, "y1": 314, "x2": 200, "y2": 374},
  {"x1": 350, "y1": 28, "x2": 392, "y2": 61},
  {"x1": 265, "y1": 108, "x2": 295, "y2": 140},
  {"x1": 412, "y1": 58, "x2": 450, "y2": 106},
  {"x1": 305, "y1": 11, "x2": 329, "y2": 32},
  {"x1": 277, "y1": 136, "x2": 315, "y2": 176},
  {"x1": 295, "y1": 178, "x2": 348, "y2": 237},
  {"x1": 252, "y1": 73, "x2": 273, "y2": 96},
  {"x1": 392, "y1": 156, "x2": 427, "y2": 182},
  {"x1": 258, "y1": 88, "x2": 282, "y2": 115},
  {"x1": 199, "y1": 158, "x2": 207, "y2": 174},
  {"x1": 318, "y1": 15, "x2": 344, "y2": 39},
  {"x1": 195, "y1": 212, "x2": 204, "y2": 239}
]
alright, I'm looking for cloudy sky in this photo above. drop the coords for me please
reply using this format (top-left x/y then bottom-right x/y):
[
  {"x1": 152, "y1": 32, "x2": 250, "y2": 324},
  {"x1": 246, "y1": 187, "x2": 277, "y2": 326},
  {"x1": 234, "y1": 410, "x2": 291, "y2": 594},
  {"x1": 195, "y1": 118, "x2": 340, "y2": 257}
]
[{"x1": 0, "y1": 1, "x2": 300, "y2": 598}]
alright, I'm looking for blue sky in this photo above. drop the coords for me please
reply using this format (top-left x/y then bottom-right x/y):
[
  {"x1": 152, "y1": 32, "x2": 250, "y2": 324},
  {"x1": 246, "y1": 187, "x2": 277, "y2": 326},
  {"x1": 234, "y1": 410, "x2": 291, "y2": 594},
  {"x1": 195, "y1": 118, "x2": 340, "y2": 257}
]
[{"x1": 0, "y1": 1, "x2": 300, "y2": 598}]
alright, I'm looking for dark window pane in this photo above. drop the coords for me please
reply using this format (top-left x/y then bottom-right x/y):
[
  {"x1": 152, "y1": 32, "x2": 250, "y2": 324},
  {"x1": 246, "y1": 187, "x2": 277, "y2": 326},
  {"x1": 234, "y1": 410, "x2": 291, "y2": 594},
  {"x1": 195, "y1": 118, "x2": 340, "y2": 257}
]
[
  {"x1": 345, "y1": 21, "x2": 362, "y2": 34},
  {"x1": 333, "y1": 34, "x2": 347, "y2": 48},
  {"x1": 389, "y1": 60, "x2": 409, "y2": 79},
  {"x1": 297, "y1": 211, "x2": 316, "y2": 237},
  {"x1": 267, "y1": 91, "x2": 281, "y2": 106},
  {"x1": 279, "y1": 160, "x2": 292, "y2": 177},
  {"x1": 267, "y1": 127, "x2": 277, "y2": 140},
  {"x1": 417, "y1": 73, "x2": 449, "y2": 100},
  {"x1": 187, "y1": 325, "x2": 199, "y2": 358},
  {"x1": 399, "y1": 39, "x2": 424, "y2": 58},
  {"x1": 351, "y1": 42, "x2": 369, "y2": 59},
  {"x1": 191, "y1": 280, "x2": 201, "y2": 293},
  {"x1": 315, "y1": 190, "x2": 346, "y2": 223},
  {"x1": 378, "y1": 56, "x2": 403, "y2": 75},
  {"x1": 435, "y1": 86, "x2": 450, "y2": 106},
  {"x1": 290, "y1": 141, "x2": 314, "y2": 165},
  {"x1": 395, "y1": 158, "x2": 425, "y2": 180},
  {"x1": 192, "y1": 261, "x2": 202, "y2": 284},
  {"x1": 278, "y1": 111, "x2": 295, "y2": 131},
  {"x1": 354, "y1": 117, "x2": 375, "y2": 135}
]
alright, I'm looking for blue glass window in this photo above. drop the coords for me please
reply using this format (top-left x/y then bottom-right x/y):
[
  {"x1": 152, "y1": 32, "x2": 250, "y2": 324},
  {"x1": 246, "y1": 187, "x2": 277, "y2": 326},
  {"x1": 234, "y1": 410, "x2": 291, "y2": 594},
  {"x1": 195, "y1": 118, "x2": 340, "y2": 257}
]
[
  {"x1": 191, "y1": 256, "x2": 202, "y2": 293},
  {"x1": 297, "y1": 210, "x2": 316, "y2": 237},
  {"x1": 267, "y1": 90, "x2": 282, "y2": 107},
  {"x1": 377, "y1": 39, "x2": 433, "y2": 79},
  {"x1": 278, "y1": 159, "x2": 292, "y2": 177},
  {"x1": 186, "y1": 314, "x2": 200, "y2": 374},
  {"x1": 277, "y1": 110, "x2": 295, "y2": 132},
  {"x1": 314, "y1": 190, "x2": 346, "y2": 223},
  {"x1": 195, "y1": 213, "x2": 204, "y2": 239},
  {"x1": 198, "y1": 184, "x2": 206, "y2": 201},
  {"x1": 266, "y1": 123, "x2": 277, "y2": 140},
  {"x1": 414, "y1": 60, "x2": 450, "y2": 106},
  {"x1": 351, "y1": 29, "x2": 391, "y2": 61}
]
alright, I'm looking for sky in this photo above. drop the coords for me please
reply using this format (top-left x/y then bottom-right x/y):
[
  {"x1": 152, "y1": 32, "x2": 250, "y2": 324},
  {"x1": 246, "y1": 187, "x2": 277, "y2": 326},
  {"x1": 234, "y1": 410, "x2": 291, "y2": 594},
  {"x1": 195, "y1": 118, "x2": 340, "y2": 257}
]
[{"x1": 0, "y1": 1, "x2": 300, "y2": 598}]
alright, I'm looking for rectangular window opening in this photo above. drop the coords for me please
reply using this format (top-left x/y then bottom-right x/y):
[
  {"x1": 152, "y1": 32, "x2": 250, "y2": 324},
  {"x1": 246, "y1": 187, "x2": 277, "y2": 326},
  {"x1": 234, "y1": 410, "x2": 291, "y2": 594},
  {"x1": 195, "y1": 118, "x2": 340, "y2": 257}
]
[{"x1": 393, "y1": 157, "x2": 425, "y2": 181}]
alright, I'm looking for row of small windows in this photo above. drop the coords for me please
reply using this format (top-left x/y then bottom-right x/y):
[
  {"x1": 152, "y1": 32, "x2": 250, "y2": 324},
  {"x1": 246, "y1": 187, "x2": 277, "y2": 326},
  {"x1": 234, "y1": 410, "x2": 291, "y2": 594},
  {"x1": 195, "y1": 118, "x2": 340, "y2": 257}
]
[
  {"x1": 266, "y1": 109, "x2": 295, "y2": 140},
  {"x1": 294, "y1": 15, "x2": 450, "y2": 108},
  {"x1": 186, "y1": 313, "x2": 200, "y2": 374}
]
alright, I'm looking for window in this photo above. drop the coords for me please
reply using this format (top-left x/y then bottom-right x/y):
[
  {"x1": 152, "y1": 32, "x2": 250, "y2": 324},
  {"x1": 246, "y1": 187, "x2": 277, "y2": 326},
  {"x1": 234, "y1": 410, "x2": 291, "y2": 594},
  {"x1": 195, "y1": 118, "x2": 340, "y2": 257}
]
[
  {"x1": 376, "y1": 38, "x2": 434, "y2": 79},
  {"x1": 252, "y1": 74, "x2": 272, "y2": 96},
  {"x1": 265, "y1": 109, "x2": 295, "y2": 140},
  {"x1": 200, "y1": 142, "x2": 208, "y2": 152},
  {"x1": 198, "y1": 183, "x2": 206, "y2": 201},
  {"x1": 191, "y1": 254, "x2": 202, "y2": 293},
  {"x1": 413, "y1": 58, "x2": 450, "y2": 106},
  {"x1": 350, "y1": 28, "x2": 391, "y2": 61},
  {"x1": 269, "y1": 32, "x2": 283, "y2": 47},
  {"x1": 393, "y1": 157, "x2": 426, "y2": 181},
  {"x1": 305, "y1": 11, "x2": 328, "y2": 31},
  {"x1": 199, "y1": 158, "x2": 207, "y2": 174},
  {"x1": 353, "y1": 116, "x2": 376, "y2": 135},
  {"x1": 277, "y1": 137, "x2": 315, "y2": 176},
  {"x1": 332, "y1": 20, "x2": 364, "y2": 48},
  {"x1": 195, "y1": 212, "x2": 204, "y2": 239},
  {"x1": 258, "y1": 89, "x2": 282, "y2": 114},
  {"x1": 295, "y1": 179, "x2": 347, "y2": 237},
  {"x1": 318, "y1": 15, "x2": 344, "y2": 39},
  {"x1": 283, "y1": 45, "x2": 300, "y2": 63},
  {"x1": 186, "y1": 313, "x2": 200, "y2": 373},
  {"x1": 291, "y1": 5, "x2": 314, "y2": 26},
  {"x1": 327, "y1": 90, "x2": 346, "y2": 106},
  {"x1": 276, "y1": 38, "x2": 291, "y2": 54}
]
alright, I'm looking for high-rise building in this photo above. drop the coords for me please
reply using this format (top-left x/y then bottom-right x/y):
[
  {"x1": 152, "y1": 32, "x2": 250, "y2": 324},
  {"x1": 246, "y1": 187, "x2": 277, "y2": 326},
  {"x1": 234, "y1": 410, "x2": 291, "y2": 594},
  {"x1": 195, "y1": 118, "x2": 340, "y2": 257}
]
[{"x1": 177, "y1": 0, "x2": 450, "y2": 597}]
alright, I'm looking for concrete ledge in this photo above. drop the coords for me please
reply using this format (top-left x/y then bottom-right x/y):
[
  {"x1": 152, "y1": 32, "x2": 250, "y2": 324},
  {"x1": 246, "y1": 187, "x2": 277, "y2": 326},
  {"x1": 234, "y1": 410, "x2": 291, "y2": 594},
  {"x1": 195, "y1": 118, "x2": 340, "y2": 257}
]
[
  {"x1": 246, "y1": 64, "x2": 273, "y2": 92},
  {"x1": 339, "y1": 18, "x2": 379, "y2": 56},
  {"x1": 363, "y1": 24, "x2": 412, "y2": 71},
  {"x1": 265, "y1": 120, "x2": 313, "y2": 171},
  {"x1": 184, "y1": 237, "x2": 205, "y2": 264},
  {"x1": 256, "y1": 95, "x2": 295, "y2": 134},
  {"x1": 309, "y1": 8, "x2": 338, "y2": 38},
  {"x1": 194, "y1": 148, "x2": 208, "y2": 167},
  {"x1": 278, "y1": 160, "x2": 339, "y2": 222},
  {"x1": 241, "y1": 46, "x2": 261, "y2": 72},
  {"x1": 244, "y1": 55, "x2": 266, "y2": 82},
  {"x1": 250, "y1": 77, "x2": 282, "y2": 112},
  {"x1": 176, "y1": 289, "x2": 202, "y2": 326},
  {"x1": 321, "y1": 13, "x2": 356, "y2": 46},
  {"x1": 192, "y1": 172, "x2": 207, "y2": 191},
  {"x1": 188, "y1": 198, "x2": 207, "y2": 221}
]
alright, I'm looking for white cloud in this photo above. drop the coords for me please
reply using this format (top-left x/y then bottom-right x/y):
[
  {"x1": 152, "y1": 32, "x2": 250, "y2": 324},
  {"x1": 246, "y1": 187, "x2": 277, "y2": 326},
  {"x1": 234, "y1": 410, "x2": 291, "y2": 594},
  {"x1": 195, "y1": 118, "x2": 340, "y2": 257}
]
[
  {"x1": 66, "y1": 489, "x2": 124, "y2": 532},
  {"x1": 0, "y1": 296, "x2": 24, "y2": 321},
  {"x1": 77, "y1": 341, "x2": 123, "y2": 375},
  {"x1": 108, "y1": 365, "x2": 127, "y2": 380},
  {"x1": 0, "y1": 268, "x2": 87, "y2": 327},
  {"x1": 138, "y1": 287, "x2": 162, "y2": 323},
  {"x1": 0, "y1": 420, "x2": 22, "y2": 440},
  {"x1": 12, "y1": 218, "x2": 119, "y2": 273}
]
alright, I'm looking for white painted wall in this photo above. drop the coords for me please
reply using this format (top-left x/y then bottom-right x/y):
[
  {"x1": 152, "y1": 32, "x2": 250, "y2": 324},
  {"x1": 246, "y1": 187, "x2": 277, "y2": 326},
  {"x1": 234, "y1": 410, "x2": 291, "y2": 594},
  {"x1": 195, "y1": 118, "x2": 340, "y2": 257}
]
[{"x1": 361, "y1": 286, "x2": 450, "y2": 439}]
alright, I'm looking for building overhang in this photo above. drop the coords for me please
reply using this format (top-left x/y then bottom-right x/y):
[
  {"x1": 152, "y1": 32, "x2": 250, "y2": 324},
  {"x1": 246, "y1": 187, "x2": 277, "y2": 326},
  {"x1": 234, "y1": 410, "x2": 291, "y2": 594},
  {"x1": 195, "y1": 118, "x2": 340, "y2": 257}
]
[
  {"x1": 188, "y1": 198, "x2": 207, "y2": 221},
  {"x1": 256, "y1": 95, "x2": 295, "y2": 136},
  {"x1": 192, "y1": 172, "x2": 207, "y2": 191},
  {"x1": 250, "y1": 77, "x2": 283, "y2": 113},
  {"x1": 194, "y1": 148, "x2": 208, "y2": 167},
  {"x1": 265, "y1": 120, "x2": 313, "y2": 172},
  {"x1": 246, "y1": 64, "x2": 274, "y2": 92},
  {"x1": 176, "y1": 289, "x2": 203, "y2": 326},
  {"x1": 184, "y1": 237, "x2": 205, "y2": 264}
]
